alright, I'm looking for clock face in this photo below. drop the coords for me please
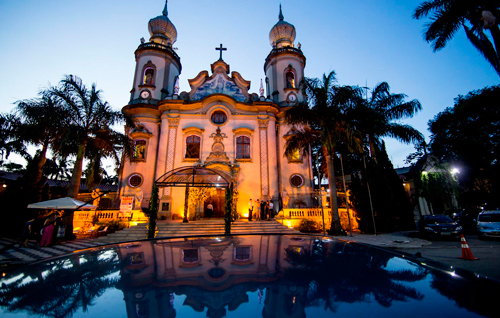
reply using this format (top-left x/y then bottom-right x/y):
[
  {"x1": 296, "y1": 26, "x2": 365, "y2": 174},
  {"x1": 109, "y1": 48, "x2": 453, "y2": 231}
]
[
  {"x1": 140, "y1": 90, "x2": 150, "y2": 99},
  {"x1": 288, "y1": 93, "x2": 297, "y2": 102}
]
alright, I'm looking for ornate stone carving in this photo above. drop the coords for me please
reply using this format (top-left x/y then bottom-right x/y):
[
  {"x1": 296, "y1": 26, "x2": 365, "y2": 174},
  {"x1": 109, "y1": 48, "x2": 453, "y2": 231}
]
[
  {"x1": 205, "y1": 127, "x2": 230, "y2": 164},
  {"x1": 167, "y1": 117, "x2": 180, "y2": 127},
  {"x1": 258, "y1": 118, "x2": 269, "y2": 129}
]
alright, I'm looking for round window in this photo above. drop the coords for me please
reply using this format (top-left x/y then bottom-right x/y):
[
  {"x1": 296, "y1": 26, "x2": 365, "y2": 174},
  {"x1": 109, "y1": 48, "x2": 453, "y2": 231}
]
[
  {"x1": 211, "y1": 110, "x2": 227, "y2": 125},
  {"x1": 290, "y1": 174, "x2": 304, "y2": 188},
  {"x1": 128, "y1": 174, "x2": 143, "y2": 187}
]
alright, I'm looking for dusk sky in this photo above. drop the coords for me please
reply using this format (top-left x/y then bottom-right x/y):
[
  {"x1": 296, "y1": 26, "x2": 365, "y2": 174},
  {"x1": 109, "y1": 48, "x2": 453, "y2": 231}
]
[{"x1": 0, "y1": 0, "x2": 498, "y2": 170}]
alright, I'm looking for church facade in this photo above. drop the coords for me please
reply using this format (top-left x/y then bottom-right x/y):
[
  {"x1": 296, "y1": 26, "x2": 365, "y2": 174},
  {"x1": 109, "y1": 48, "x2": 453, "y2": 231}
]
[{"x1": 118, "y1": 2, "x2": 314, "y2": 220}]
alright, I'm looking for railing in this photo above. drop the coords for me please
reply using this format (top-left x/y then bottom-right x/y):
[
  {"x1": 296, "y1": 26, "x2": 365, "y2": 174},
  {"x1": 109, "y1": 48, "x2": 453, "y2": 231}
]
[
  {"x1": 280, "y1": 207, "x2": 359, "y2": 232},
  {"x1": 135, "y1": 42, "x2": 180, "y2": 60},
  {"x1": 73, "y1": 209, "x2": 149, "y2": 229}
]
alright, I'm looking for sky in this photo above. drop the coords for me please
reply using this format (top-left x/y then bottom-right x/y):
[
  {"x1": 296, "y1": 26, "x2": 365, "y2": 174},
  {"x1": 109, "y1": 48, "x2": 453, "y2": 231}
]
[{"x1": 0, "y1": 0, "x2": 498, "y2": 170}]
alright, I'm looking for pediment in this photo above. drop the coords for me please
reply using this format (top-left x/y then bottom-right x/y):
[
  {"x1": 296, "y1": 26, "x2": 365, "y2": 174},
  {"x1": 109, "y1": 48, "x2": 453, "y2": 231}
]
[{"x1": 188, "y1": 61, "x2": 251, "y2": 102}]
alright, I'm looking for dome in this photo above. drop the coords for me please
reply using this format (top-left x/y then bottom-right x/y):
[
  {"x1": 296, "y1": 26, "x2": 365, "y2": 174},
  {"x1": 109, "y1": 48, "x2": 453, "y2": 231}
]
[
  {"x1": 269, "y1": 5, "x2": 296, "y2": 48},
  {"x1": 148, "y1": 1, "x2": 177, "y2": 45}
]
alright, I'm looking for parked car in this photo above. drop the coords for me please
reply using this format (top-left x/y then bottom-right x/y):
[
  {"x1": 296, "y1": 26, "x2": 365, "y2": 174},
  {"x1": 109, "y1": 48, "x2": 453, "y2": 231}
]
[
  {"x1": 418, "y1": 215, "x2": 462, "y2": 238},
  {"x1": 477, "y1": 210, "x2": 500, "y2": 239}
]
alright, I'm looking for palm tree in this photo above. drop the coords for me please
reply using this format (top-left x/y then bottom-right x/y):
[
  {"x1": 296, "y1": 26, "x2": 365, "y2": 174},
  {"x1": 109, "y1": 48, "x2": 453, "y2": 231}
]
[
  {"x1": 47, "y1": 75, "x2": 132, "y2": 198},
  {"x1": 359, "y1": 82, "x2": 424, "y2": 161},
  {"x1": 284, "y1": 72, "x2": 364, "y2": 235},
  {"x1": 413, "y1": 1, "x2": 500, "y2": 76},
  {"x1": 13, "y1": 95, "x2": 68, "y2": 201},
  {"x1": 0, "y1": 113, "x2": 29, "y2": 163}
]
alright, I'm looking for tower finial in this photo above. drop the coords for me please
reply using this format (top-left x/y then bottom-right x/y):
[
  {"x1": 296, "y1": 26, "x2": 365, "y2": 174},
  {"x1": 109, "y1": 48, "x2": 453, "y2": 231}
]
[
  {"x1": 279, "y1": 3, "x2": 284, "y2": 21},
  {"x1": 162, "y1": 0, "x2": 168, "y2": 17}
]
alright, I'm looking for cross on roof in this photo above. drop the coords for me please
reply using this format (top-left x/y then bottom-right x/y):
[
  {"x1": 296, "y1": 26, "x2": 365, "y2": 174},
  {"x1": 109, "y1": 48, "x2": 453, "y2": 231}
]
[{"x1": 216, "y1": 43, "x2": 227, "y2": 61}]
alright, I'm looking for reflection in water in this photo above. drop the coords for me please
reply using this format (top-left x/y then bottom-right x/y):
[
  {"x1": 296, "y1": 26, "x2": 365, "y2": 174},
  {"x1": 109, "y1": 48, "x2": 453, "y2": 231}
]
[
  {"x1": 0, "y1": 235, "x2": 498, "y2": 318},
  {"x1": 0, "y1": 248, "x2": 120, "y2": 318}
]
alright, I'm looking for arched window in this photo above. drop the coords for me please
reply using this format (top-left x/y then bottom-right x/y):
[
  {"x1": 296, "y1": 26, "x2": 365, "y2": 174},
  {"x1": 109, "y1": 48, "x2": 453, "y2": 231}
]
[
  {"x1": 236, "y1": 136, "x2": 251, "y2": 159},
  {"x1": 133, "y1": 140, "x2": 147, "y2": 160},
  {"x1": 286, "y1": 71, "x2": 295, "y2": 88},
  {"x1": 185, "y1": 135, "x2": 201, "y2": 159},
  {"x1": 143, "y1": 68, "x2": 155, "y2": 85}
]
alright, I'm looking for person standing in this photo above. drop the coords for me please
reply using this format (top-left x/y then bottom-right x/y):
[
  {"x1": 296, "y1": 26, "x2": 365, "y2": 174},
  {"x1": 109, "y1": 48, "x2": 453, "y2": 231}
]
[
  {"x1": 40, "y1": 218, "x2": 55, "y2": 247},
  {"x1": 261, "y1": 199, "x2": 267, "y2": 220},
  {"x1": 256, "y1": 199, "x2": 261, "y2": 221},
  {"x1": 269, "y1": 200, "x2": 274, "y2": 218},
  {"x1": 248, "y1": 199, "x2": 253, "y2": 221},
  {"x1": 206, "y1": 202, "x2": 214, "y2": 219},
  {"x1": 20, "y1": 218, "x2": 35, "y2": 247}
]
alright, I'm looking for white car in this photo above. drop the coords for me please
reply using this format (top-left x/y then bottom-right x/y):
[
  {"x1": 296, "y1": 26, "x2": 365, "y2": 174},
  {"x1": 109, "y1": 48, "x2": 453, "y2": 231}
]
[{"x1": 477, "y1": 210, "x2": 500, "y2": 239}]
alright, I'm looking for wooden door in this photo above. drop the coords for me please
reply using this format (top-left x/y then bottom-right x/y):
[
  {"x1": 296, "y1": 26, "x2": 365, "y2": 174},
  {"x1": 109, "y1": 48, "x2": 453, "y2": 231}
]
[{"x1": 212, "y1": 188, "x2": 226, "y2": 218}]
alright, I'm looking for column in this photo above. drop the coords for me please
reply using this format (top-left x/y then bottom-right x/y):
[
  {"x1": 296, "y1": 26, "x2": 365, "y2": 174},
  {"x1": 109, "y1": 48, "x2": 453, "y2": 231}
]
[
  {"x1": 155, "y1": 112, "x2": 170, "y2": 181},
  {"x1": 259, "y1": 118, "x2": 270, "y2": 198},
  {"x1": 163, "y1": 117, "x2": 180, "y2": 197}
]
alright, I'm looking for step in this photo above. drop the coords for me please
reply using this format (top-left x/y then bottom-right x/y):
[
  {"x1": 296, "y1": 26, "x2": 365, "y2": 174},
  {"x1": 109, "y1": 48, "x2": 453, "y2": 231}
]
[{"x1": 96, "y1": 220, "x2": 299, "y2": 243}]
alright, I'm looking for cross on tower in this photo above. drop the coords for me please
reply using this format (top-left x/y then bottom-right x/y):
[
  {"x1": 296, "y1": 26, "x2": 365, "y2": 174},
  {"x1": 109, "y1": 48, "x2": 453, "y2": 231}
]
[{"x1": 215, "y1": 43, "x2": 227, "y2": 61}]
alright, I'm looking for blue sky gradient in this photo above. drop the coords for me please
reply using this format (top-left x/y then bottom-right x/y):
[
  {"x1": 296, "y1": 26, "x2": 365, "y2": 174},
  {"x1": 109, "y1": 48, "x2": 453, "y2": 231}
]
[{"x1": 0, "y1": 0, "x2": 498, "y2": 168}]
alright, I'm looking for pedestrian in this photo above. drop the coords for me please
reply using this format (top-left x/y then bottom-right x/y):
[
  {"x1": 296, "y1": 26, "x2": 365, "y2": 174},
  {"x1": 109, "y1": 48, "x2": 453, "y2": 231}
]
[
  {"x1": 256, "y1": 199, "x2": 261, "y2": 221},
  {"x1": 206, "y1": 202, "x2": 214, "y2": 219},
  {"x1": 40, "y1": 218, "x2": 55, "y2": 247},
  {"x1": 248, "y1": 199, "x2": 253, "y2": 221},
  {"x1": 260, "y1": 199, "x2": 267, "y2": 220},
  {"x1": 19, "y1": 218, "x2": 35, "y2": 247},
  {"x1": 52, "y1": 215, "x2": 63, "y2": 244},
  {"x1": 269, "y1": 200, "x2": 274, "y2": 218}
]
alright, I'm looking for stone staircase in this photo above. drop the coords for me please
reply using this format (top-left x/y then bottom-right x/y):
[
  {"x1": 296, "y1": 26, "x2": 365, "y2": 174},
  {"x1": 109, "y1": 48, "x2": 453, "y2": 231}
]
[{"x1": 96, "y1": 219, "x2": 299, "y2": 243}]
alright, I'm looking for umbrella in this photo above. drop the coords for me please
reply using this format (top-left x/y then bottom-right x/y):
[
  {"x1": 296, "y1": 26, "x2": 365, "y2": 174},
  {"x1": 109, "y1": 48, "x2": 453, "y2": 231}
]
[{"x1": 27, "y1": 197, "x2": 97, "y2": 210}]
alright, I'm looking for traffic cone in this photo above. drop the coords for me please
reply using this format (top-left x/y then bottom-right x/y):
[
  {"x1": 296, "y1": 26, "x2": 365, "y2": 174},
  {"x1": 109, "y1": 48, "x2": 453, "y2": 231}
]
[{"x1": 458, "y1": 235, "x2": 479, "y2": 260}]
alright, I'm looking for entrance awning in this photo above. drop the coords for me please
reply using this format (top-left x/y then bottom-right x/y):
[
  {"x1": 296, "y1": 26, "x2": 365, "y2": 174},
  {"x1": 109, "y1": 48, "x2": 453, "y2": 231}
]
[{"x1": 155, "y1": 166, "x2": 232, "y2": 188}]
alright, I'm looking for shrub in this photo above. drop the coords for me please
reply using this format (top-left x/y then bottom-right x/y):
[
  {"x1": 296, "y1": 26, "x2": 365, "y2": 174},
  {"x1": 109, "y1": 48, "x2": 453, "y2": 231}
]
[{"x1": 298, "y1": 219, "x2": 321, "y2": 233}]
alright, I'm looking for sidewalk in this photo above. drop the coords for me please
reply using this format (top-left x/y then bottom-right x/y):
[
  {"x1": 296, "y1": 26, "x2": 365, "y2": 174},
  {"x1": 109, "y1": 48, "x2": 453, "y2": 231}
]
[{"x1": 333, "y1": 231, "x2": 432, "y2": 248}]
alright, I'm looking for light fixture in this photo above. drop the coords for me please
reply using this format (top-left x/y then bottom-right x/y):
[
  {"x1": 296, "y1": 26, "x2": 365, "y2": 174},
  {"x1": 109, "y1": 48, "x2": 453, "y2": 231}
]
[{"x1": 451, "y1": 168, "x2": 460, "y2": 174}]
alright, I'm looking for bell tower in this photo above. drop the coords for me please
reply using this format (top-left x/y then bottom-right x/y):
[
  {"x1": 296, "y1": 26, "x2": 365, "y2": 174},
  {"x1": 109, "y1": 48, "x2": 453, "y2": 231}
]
[
  {"x1": 264, "y1": 5, "x2": 306, "y2": 106},
  {"x1": 129, "y1": 0, "x2": 182, "y2": 103}
]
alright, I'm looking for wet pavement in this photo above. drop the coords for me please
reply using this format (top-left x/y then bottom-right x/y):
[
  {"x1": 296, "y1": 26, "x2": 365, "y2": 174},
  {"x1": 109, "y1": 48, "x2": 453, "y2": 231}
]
[{"x1": 333, "y1": 231, "x2": 432, "y2": 248}]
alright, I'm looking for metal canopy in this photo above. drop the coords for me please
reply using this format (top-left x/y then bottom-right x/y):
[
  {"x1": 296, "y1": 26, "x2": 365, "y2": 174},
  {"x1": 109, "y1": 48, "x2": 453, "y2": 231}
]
[{"x1": 155, "y1": 166, "x2": 232, "y2": 188}]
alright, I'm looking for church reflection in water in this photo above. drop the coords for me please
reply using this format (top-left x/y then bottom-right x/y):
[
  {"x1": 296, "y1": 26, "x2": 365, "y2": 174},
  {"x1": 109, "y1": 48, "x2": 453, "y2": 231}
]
[
  {"x1": 1, "y1": 234, "x2": 498, "y2": 318},
  {"x1": 115, "y1": 235, "x2": 426, "y2": 318}
]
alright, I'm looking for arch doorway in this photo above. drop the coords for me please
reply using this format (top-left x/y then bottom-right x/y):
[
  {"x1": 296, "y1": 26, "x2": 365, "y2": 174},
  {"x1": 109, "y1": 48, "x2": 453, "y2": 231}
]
[{"x1": 155, "y1": 166, "x2": 233, "y2": 220}]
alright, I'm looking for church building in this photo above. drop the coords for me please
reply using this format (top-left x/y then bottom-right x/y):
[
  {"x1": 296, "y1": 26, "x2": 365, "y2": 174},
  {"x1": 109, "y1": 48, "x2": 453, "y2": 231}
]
[{"x1": 118, "y1": 1, "x2": 314, "y2": 220}]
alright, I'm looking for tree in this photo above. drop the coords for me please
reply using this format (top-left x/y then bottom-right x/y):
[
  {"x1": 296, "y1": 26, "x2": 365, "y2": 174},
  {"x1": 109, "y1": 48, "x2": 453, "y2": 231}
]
[
  {"x1": 428, "y1": 85, "x2": 500, "y2": 206},
  {"x1": 47, "y1": 75, "x2": 132, "y2": 198},
  {"x1": 358, "y1": 82, "x2": 423, "y2": 161},
  {"x1": 14, "y1": 95, "x2": 68, "y2": 202},
  {"x1": 413, "y1": 1, "x2": 500, "y2": 76},
  {"x1": 284, "y1": 72, "x2": 364, "y2": 235},
  {"x1": 0, "y1": 113, "x2": 27, "y2": 165}
]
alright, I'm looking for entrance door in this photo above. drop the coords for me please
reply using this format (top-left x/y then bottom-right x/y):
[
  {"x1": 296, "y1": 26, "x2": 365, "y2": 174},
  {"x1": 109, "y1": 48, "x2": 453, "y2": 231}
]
[{"x1": 204, "y1": 188, "x2": 226, "y2": 218}]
